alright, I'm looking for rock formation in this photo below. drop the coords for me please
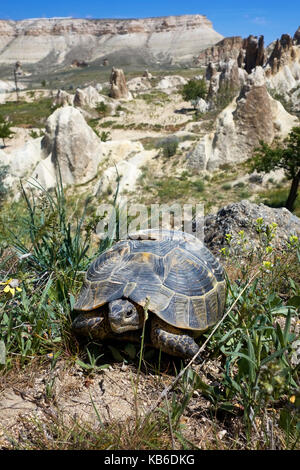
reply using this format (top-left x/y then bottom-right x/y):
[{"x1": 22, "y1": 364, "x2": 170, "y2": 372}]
[
  {"x1": 187, "y1": 67, "x2": 298, "y2": 171},
  {"x1": 53, "y1": 89, "x2": 74, "y2": 107},
  {"x1": 73, "y1": 86, "x2": 106, "y2": 108},
  {"x1": 243, "y1": 35, "x2": 265, "y2": 73},
  {"x1": 96, "y1": 148, "x2": 156, "y2": 199},
  {"x1": 0, "y1": 138, "x2": 43, "y2": 187},
  {"x1": 202, "y1": 200, "x2": 300, "y2": 254},
  {"x1": 198, "y1": 29, "x2": 300, "y2": 93},
  {"x1": 194, "y1": 36, "x2": 244, "y2": 66},
  {"x1": 127, "y1": 76, "x2": 152, "y2": 93},
  {"x1": 155, "y1": 75, "x2": 187, "y2": 94},
  {"x1": 40, "y1": 106, "x2": 102, "y2": 186},
  {"x1": 0, "y1": 106, "x2": 104, "y2": 190},
  {"x1": 294, "y1": 27, "x2": 300, "y2": 45},
  {"x1": 187, "y1": 26, "x2": 300, "y2": 172},
  {"x1": 0, "y1": 15, "x2": 223, "y2": 68},
  {"x1": 109, "y1": 68, "x2": 131, "y2": 100}
]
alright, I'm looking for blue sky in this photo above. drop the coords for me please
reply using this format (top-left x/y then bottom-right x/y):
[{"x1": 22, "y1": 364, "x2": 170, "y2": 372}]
[{"x1": 0, "y1": 0, "x2": 299, "y2": 46}]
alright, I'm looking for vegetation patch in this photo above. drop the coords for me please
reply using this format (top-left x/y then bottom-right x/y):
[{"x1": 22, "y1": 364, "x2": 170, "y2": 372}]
[{"x1": 0, "y1": 98, "x2": 54, "y2": 128}]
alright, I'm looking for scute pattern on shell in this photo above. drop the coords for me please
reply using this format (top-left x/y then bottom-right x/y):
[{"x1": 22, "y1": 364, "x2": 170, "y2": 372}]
[{"x1": 74, "y1": 229, "x2": 226, "y2": 331}]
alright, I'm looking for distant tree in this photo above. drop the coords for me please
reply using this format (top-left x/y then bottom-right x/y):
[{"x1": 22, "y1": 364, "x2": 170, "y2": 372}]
[
  {"x1": 249, "y1": 126, "x2": 300, "y2": 212},
  {"x1": 181, "y1": 79, "x2": 207, "y2": 109},
  {"x1": 0, "y1": 115, "x2": 15, "y2": 147}
]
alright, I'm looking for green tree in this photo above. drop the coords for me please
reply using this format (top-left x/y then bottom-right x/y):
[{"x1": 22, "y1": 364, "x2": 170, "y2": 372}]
[
  {"x1": 181, "y1": 79, "x2": 207, "y2": 109},
  {"x1": 0, "y1": 115, "x2": 15, "y2": 147},
  {"x1": 249, "y1": 127, "x2": 300, "y2": 212}
]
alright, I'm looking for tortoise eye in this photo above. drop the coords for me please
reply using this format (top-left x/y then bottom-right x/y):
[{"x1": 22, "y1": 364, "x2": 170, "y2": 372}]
[{"x1": 126, "y1": 309, "x2": 133, "y2": 317}]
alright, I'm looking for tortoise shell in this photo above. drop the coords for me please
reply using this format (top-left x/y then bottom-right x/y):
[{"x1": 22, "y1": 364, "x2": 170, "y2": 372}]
[{"x1": 74, "y1": 229, "x2": 226, "y2": 331}]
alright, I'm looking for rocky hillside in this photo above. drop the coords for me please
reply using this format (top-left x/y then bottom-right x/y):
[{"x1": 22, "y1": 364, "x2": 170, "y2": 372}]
[
  {"x1": 0, "y1": 15, "x2": 223, "y2": 69},
  {"x1": 188, "y1": 27, "x2": 300, "y2": 170}
]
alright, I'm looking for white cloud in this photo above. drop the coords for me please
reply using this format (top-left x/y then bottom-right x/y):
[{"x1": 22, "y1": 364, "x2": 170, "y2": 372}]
[{"x1": 251, "y1": 16, "x2": 267, "y2": 26}]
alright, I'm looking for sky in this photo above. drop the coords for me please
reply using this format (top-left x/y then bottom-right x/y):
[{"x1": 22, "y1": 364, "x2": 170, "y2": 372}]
[{"x1": 0, "y1": 0, "x2": 299, "y2": 46}]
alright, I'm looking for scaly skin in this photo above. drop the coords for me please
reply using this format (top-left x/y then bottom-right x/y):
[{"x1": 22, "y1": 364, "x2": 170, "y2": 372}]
[
  {"x1": 73, "y1": 309, "x2": 201, "y2": 361},
  {"x1": 150, "y1": 317, "x2": 200, "y2": 361},
  {"x1": 72, "y1": 312, "x2": 110, "y2": 340}
]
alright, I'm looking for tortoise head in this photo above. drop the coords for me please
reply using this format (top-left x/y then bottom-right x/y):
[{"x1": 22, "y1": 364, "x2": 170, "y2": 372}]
[{"x1": 108, "y1": 299, "x2": 141, "y2": 333}]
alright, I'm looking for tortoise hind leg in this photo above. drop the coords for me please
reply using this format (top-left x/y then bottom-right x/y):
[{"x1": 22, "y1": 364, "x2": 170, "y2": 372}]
[{"x1": 150, "y1": 318, "x2": 200, "y2": 361}]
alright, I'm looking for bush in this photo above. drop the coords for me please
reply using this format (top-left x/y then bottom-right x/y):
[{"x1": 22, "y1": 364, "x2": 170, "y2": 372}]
[
  {"x1": 200, "y1": 222, "x2": 300, "y2": 444},
  {"x1": 181, "y1": 79, "x2": 207, "y2": 107},
  {"x1": 95, "y1": 101, "x2": 109, "y2": 116},
  {"x1": 192, "y1": 179, "x2": 205, "y2": 192},
  {"x1": 158, "y1": 136, "x2": 179, "y2": 158},
  {"x1": 0, "y1": 115, "x2": 14, "y2": 147},
  {"x1": 222, "y1": 183, "x2": 232, "y2": 190}
]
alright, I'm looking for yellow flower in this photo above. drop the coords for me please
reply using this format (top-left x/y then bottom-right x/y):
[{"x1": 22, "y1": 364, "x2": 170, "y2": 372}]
[
  {"x1": 0, "y1": 279, "x2": 22, "y2": 297},
  {"x1": 290, "y1": 395, "x2": 296, "y2": 404},
  {"x1": 262, "y1": 261, "x2": 272, "y2": 270}
]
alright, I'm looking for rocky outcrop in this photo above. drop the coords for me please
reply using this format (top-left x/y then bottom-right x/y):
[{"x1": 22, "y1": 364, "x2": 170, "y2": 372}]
[
  {"x1": 266, "y1": 34, "x2": 298, "y2": 74},
  {"x1": 127, "y1": 77, "x2": 152, "y2": 93},
  {"x1": 202, "y1": 200, "x2": 300, "y2": 254},
  {"x1": 187, "y1": 67, "x2": 298, "y2": 171},
  {"x1": 109, "y1": 68, "x2": 131, "y2": 100},
  {"x1": 206, "y1": 59, "x2": 247, "y2": 96},
  {"x1": 200, "y1": 29, "x2": 300, "y2": 97},
  {"x1": 53, "y1": 89, "x2": 74, "y2": 107},
  {"x1": 243, "y1": 35, "x2": 265, "y2": 73},
  {"x1": 155, "y1": 75, "x2": 187, "y2": 94},
  {"x1": 40, "y1": 106, "x2": 102, "y2": 186},
  {"x1": 71, "y1": 59, "x2": 88, "y2": 68},
  {"x1": 195, "y1": 34, "x2": 265, "y2": 71},
  {"x1": 194, "y1": 36, "x2": 244, "y2": 66},
  {"x1": 190, "y1": 26, "x2": 300, "y2": 171},
  {"x1": 73, "y1": 86, "x2": 106, "y2": 108},
  {"x1": 95, "y1": 148, "x2": 156, "y2": 199},
  {"x1": 294, "y1": 27, "x2": 300, "y2": 45},
  {"x1": 0, "y1": 15, "x2": 223, "y2": 68},
  {"x1": 0, "y1": 139, "x2": 43, "y2": 186},
  {"x1": 0, "y1": 79, "x2": 25, "y2": 94}
]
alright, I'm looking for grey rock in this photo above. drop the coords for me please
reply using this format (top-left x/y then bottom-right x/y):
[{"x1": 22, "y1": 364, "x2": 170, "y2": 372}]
[
  {"x1": 41, "y1": 106, "x2": 102, "y2": 186},
  {"x1": 201, "y1": 200, "x2": 300, "y2": 254}
]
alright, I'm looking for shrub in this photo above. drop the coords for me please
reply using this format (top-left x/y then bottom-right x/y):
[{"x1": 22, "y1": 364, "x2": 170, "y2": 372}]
[
  {"x1": 95, "y1": 101, "x2": 109, "y2": 116},
  {"x1": 181, "y1": 79, "x2": 207, "y2": 108},
  {"x1": 199, "y1": 222, "x2": 300, "y2": 444},
  {"x1": 0, "y1": 115, "x2": 15, "y2": 147},
  {"x1": 192, "y1": 179, "x2": 205, "y2": 192},
  {"x1": 157, "y1": 136, "x2": 179, "y2": 158}
]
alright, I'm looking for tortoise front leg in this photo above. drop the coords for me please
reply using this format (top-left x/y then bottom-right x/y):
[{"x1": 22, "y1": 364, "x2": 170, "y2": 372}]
[
  {"x1": 72, "y1": 312, "x2": 110, "y2": 340},
  {"x1": 150, "y1": 318, "x2": 200, "y2": 361}
]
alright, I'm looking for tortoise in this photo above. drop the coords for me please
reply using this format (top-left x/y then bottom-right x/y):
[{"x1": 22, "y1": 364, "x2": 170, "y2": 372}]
[{"x1": 72, "y1": 229, "x2": 226, "y2": 360}]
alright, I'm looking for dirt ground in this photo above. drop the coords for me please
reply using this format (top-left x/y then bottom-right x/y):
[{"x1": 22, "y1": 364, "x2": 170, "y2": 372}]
[{"x1": 0, "y1": 352, "x2": 238, "y2": 450}]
